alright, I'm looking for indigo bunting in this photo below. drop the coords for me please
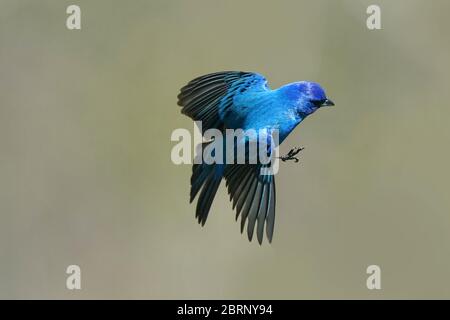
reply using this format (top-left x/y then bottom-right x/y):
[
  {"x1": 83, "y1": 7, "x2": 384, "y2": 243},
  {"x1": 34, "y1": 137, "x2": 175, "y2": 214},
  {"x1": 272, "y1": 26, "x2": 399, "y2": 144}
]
[{"x1": 177, "y1": 71, "x2": 334, "y2": 244}]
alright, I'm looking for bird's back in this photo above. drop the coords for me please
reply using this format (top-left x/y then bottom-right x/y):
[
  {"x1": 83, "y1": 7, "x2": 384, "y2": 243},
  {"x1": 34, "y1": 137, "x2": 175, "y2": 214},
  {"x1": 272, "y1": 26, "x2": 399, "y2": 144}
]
[{"x1": 224, "y1": 83, "x2": 302, "y2": 143}]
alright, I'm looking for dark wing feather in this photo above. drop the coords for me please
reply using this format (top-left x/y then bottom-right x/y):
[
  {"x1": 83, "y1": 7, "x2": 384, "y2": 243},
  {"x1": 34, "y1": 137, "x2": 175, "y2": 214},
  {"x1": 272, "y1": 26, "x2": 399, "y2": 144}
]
[
  {"x1": 225, "y1": 164, "x2": 276, "y2": 244},
  {"x1": 190, "y1": 141, "x2": 223, "y2": 226},
  {"x1": 177, "y1": 71, "x2": 268, "y2": 133}
]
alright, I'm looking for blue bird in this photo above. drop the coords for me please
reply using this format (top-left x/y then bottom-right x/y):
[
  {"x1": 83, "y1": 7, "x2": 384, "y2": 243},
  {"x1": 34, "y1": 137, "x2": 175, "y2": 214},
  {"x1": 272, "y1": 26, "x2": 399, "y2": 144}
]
[{"x1": 177, "y1": 71, "x2": 334, "y2": 244}]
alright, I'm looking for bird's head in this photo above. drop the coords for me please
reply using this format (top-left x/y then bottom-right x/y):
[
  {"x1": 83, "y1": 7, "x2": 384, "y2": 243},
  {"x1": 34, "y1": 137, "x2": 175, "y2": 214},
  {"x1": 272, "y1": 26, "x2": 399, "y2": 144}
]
[{"x1": 290, "y1": 81, "x2": 334, "y2": 116}]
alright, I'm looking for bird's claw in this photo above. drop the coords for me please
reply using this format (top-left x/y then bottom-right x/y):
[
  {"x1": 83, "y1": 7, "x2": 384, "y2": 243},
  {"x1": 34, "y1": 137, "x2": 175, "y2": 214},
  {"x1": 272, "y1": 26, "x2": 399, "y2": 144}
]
[{"x1": 279, "y1": 147, "x2": 304, "y2": 163}]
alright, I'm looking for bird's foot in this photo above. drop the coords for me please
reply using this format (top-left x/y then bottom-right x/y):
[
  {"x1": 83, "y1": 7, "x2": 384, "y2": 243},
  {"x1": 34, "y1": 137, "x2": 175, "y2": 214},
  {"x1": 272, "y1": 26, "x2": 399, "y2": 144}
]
[{"x1": 278, "y1": 147, "x2": 304, "y2": 163}]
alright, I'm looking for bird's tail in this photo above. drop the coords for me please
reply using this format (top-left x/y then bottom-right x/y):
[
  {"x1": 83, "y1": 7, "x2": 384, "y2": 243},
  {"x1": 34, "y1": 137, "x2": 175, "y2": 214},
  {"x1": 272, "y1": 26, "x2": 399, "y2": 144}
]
[{"x1": 190, "y1": 142, "x2": 223, "y2": 226}]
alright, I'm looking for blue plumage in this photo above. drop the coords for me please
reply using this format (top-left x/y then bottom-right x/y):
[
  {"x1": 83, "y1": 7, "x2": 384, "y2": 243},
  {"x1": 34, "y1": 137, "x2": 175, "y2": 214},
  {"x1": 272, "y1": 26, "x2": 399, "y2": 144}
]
[{"x1": 178, "y1": 71, "x2": 334, "y2": 244}]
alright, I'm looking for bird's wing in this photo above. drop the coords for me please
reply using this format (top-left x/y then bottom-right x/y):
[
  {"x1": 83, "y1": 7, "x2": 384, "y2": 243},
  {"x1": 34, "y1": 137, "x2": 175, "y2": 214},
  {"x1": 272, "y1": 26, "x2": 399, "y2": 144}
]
[
  {"x1": 224, "y1": 164, "x2": 276, "y2": 244},
  {"x1": 177, "y1": 71, "x2": 268, "y2": 133}
]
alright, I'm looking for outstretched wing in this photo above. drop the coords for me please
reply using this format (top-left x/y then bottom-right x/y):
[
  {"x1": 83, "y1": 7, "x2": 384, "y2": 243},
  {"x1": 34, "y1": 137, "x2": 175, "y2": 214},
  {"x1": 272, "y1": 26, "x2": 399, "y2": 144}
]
[
  {"x1": 224, "y1": 164, "x2": 276, "y2": 244},
  {"x1": 177, "y1": 71, "x2": 268, "y2": 133}
]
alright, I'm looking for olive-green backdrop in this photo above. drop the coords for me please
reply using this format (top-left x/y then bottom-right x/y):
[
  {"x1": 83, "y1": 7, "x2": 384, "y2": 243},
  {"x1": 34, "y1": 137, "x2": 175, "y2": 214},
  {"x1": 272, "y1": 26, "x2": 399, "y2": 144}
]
[{"x1": 1, "y1": 0, "x2": 450, "y2": 299}]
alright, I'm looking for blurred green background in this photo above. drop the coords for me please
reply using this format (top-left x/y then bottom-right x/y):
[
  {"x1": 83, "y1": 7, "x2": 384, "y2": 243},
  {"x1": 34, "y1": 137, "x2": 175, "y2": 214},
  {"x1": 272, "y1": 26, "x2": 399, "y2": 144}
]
[{"x1": 1, "y1": 0, "x2": 450, "y2": 299}]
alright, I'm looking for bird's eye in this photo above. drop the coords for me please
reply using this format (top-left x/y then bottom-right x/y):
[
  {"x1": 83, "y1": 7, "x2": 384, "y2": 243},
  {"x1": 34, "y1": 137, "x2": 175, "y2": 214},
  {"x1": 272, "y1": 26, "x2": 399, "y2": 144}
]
[{"x1": 311, "y1": 99, "x2": 325, "y2": 107}]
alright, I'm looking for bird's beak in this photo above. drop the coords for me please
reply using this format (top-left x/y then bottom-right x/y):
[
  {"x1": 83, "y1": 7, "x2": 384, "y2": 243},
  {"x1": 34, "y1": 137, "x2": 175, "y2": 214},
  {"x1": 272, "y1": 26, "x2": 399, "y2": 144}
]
[{"x1": 321, "y1": 99, "x2": 335, "y2": 107}]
